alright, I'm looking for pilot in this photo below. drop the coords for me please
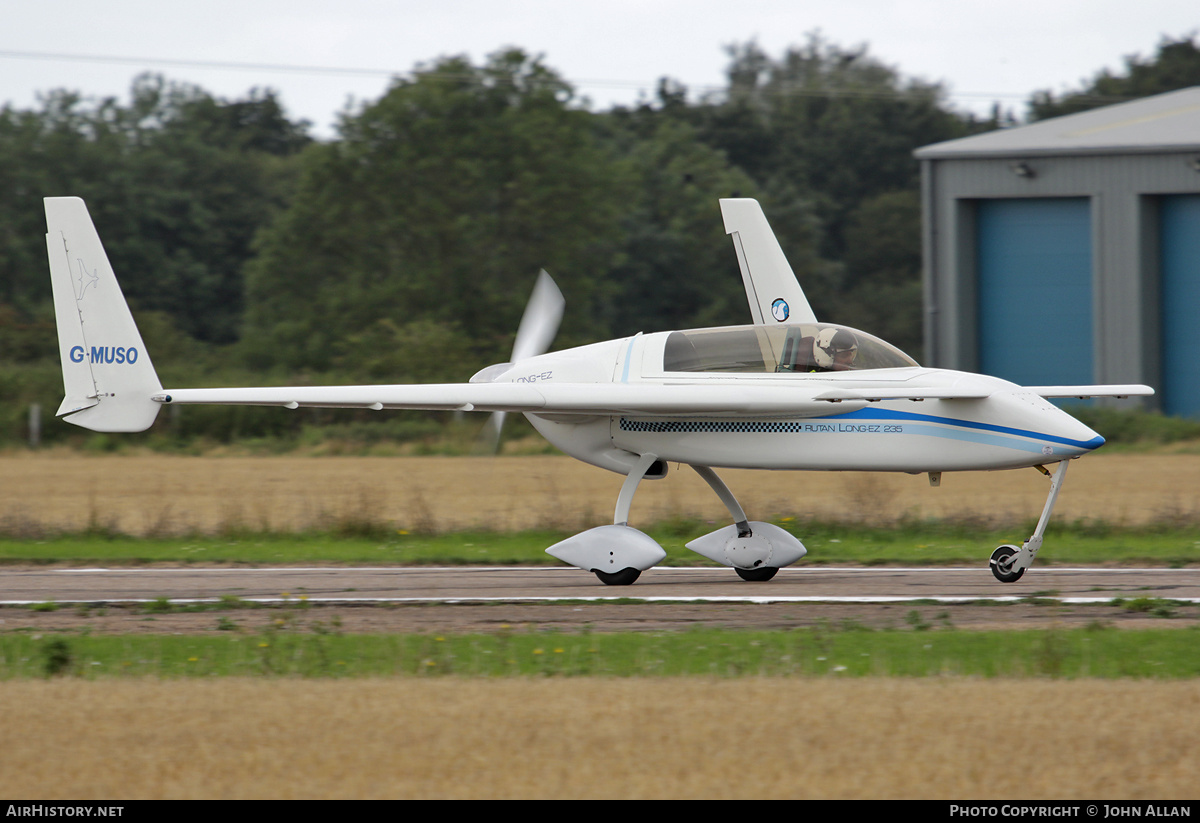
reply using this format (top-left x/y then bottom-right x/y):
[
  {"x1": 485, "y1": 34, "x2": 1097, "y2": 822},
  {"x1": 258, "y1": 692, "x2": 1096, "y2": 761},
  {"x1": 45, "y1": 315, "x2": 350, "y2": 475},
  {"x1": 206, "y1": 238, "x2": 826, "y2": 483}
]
[{"x1": 813, "y1": 328, "x2": 859, "y2": 371}]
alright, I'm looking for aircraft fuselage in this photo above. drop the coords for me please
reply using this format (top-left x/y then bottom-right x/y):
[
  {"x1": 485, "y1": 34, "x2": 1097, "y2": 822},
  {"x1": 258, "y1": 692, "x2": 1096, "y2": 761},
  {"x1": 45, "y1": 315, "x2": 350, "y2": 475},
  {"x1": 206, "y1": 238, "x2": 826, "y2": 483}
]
[{"x1": 511, "y1": 331, "x2": 1103, "y2": 476}]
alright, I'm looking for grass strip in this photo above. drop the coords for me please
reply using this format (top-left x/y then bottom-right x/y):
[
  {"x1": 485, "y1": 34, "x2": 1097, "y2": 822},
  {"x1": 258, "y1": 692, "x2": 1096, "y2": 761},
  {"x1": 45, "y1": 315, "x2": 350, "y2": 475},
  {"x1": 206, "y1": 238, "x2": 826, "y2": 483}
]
[
  {"x1": 1, "y1": 520, "x2": 1198, "y2": 566},
  {"x1": 6, "y1": 624, "x2": 1200, "y2": 679}
]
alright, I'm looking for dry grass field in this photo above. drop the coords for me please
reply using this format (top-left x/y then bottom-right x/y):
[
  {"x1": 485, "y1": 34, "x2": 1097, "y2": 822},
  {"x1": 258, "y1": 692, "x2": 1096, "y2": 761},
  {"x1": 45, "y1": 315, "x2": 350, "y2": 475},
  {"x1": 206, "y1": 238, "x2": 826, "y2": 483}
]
[
  {"x1": 1, "y1": 677, "x2": 1197, "y2": 799},
  {"x1": 2, "y1": 450, "x2": 1199, "y2": 535}
]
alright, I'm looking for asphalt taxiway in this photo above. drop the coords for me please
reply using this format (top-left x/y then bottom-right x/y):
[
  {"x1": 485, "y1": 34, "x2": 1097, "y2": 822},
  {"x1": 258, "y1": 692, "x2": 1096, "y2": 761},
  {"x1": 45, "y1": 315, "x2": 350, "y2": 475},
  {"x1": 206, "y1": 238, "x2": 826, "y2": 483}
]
[{"x1": 2, "y1": 565, "x2": 1198, "y2": 605}]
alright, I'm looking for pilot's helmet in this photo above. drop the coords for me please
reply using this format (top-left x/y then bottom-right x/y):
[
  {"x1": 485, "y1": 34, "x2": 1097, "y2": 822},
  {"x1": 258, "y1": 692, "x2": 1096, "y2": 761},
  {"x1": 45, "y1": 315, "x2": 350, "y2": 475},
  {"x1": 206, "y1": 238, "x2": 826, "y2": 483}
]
[{"x1": 813, "y1": 327, "x2": 859, "y2": 369}]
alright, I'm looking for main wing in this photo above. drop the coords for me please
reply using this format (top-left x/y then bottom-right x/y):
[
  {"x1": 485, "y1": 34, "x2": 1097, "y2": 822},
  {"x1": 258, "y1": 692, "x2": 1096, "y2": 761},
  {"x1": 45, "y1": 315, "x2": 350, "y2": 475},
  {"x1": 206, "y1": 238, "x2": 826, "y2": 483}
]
[
  {"x1": 151, "y1": 376, "x2": 1156, "y2": 419},
  {"x1": 155, "y1": 381, "x2": 868, "y2": 419},
  {"x1": 812, "y1": 384, "x2": 1154, "y2": 402}
]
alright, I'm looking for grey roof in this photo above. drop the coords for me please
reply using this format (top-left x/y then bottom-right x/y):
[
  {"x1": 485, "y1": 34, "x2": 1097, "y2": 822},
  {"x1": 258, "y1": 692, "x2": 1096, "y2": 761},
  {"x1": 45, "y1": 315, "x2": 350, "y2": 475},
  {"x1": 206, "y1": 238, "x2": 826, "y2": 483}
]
[{"x1": 916, "y1": 86, "x2": 1200, "y2": 159}]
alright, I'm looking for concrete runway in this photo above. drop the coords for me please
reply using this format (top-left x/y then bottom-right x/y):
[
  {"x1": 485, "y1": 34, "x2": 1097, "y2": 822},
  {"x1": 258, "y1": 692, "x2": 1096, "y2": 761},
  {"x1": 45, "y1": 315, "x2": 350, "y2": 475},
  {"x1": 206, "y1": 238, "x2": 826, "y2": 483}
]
[{"x1": 3, "y1": 565, "x2": 1199, "y2": 604}]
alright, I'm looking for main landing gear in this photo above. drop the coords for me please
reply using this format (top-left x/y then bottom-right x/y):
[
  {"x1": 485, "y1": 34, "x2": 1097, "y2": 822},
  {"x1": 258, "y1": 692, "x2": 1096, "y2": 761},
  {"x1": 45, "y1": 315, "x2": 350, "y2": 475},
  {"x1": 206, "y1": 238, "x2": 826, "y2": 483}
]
[
  {"x1": 545, "y1": 453, "x2": 807, "y2": 585},
  {"x1": 990, "y1": 460, "x2": 1070, "y2": 583}
]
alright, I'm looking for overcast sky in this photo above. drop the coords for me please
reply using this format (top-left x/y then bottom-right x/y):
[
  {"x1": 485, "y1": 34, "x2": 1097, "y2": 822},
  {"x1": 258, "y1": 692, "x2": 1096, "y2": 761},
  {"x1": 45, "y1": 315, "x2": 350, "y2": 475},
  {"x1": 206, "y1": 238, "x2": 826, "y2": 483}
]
[{"x1": 2, "y1": 1, "x2": 1197, "y2": 137}]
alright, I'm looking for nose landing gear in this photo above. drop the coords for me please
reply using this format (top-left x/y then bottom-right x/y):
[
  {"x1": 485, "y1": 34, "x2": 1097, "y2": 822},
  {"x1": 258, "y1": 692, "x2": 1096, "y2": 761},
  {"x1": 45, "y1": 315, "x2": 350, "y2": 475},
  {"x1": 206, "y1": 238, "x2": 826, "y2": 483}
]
[{"x1": 990, "y1": 460, "x2": 1070, "y2": 583}]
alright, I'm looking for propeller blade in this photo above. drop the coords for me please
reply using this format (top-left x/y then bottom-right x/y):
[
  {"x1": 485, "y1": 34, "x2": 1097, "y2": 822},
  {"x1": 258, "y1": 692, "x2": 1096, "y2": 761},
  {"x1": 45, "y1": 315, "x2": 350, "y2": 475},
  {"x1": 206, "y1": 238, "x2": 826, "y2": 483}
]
[
  {"x1": 510, "y1": 270, "x2": 564, "y2": 363},
  {"x1": 483, "y1": 271, "x2": 564, "y2": 452},
  {"x1": 480, "y1": 410, "x2": 507, "y2": 454}
]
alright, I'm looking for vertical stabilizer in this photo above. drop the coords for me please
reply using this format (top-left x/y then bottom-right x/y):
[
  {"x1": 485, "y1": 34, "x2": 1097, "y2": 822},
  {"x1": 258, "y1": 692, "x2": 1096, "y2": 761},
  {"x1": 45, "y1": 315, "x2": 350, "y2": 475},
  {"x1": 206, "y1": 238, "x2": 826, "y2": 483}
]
[
  {"x1": 720, "y1": 198, "x2": 817, "y2": 325},
  {"x1": 45, "y1": 197, "x2": 162, "y2": 432}
]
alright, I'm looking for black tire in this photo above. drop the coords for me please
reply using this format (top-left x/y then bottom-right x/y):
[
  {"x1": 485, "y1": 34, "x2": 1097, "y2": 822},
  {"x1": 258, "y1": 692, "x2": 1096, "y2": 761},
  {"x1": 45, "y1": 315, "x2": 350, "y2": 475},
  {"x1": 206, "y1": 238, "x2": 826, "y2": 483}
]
[
  {"x1": 594, "y1": 567, "x2": 641, "y2": 586},
  {"x1": 735, "y1": 566, "x2": 779, "y2": 582},
  {"x1": 989, "y1": 545, "x2": 1025, "y2": 583}
]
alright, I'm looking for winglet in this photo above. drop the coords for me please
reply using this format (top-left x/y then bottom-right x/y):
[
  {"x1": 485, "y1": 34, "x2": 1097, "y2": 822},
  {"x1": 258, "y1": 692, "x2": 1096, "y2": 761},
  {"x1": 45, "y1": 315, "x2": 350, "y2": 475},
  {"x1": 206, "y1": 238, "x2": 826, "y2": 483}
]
[
  {"x1": 720, "y1": 198, "x2": 817, "y2": 325},
  {"x1": 45, "y1": 197, "x2": 163, "y2": 432}
]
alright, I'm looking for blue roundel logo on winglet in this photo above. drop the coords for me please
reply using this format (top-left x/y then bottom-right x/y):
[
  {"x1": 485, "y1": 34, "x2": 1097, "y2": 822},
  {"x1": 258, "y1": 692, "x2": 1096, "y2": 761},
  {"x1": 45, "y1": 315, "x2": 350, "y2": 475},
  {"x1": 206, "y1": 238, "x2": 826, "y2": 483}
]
[{"x1": 771, "y1": 298, "x2": 789, "y2": 322}]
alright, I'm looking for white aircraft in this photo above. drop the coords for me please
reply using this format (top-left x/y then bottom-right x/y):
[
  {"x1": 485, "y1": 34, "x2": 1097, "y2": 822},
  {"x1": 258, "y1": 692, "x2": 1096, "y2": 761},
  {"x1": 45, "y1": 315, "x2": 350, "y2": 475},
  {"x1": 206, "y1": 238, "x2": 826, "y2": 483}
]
[{"x1": 45, "y1": 196, "x2": 1153, "y2": 585}]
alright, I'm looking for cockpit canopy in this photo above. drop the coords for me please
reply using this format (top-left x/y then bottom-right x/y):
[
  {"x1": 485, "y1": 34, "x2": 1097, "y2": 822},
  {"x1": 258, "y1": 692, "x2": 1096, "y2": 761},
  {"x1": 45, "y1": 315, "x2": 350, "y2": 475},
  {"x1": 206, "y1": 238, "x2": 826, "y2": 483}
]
[{"x1": 662, "y1": 323, "x2": 918, "y2": 374}]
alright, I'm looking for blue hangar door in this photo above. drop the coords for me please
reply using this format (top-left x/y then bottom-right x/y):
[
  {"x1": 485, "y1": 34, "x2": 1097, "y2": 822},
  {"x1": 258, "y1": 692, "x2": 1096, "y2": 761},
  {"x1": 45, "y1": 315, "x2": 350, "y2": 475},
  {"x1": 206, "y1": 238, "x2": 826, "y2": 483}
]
[
  {"x1": 976, "y1": 198, "x2": 1093, "y2": 385},
  {"x1": 1161, "y1": 194, "x2": 1200, "y2": 417}
]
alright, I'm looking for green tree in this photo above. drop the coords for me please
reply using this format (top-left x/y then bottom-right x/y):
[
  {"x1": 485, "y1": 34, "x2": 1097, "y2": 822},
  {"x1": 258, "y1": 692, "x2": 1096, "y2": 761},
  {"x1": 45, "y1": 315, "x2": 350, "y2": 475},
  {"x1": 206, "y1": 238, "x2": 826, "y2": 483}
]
[
  {"x1": 695, "y1": 35, "x2": 969, "y2": 262},
  {"x1": 0, "y1": 76, "x2": 311, "y2": 349},
  {"x1": 241, "y1": 49, "x2": 632, "y2": 376},
  {"x1": 601, "y1": 80, "x2": 837, "y2": 329},
  {"x1": 836, "y1": 189, "x2": 924, "y2": 359},
  {"x1": 634, "y1": 34, "x2": 978, "y2": 350},
  {"x1": 87, "y1": 76, "x2": 311, "y2": 344},
  {"x1": 1029, "y1": 34, "x2": 1200, "y2": 120},
  {"x1": 0, "y1": 90, "x2": 117, "y2": 317},
  {"x1": 592, "y1": 113, "x2": 760, "y2": 334}
]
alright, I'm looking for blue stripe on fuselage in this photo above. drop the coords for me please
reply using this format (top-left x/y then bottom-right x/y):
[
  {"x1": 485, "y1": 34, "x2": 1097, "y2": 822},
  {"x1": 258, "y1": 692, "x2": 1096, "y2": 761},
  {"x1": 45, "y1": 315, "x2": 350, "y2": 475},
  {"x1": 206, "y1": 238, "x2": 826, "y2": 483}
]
[
  {"x1": 618, "y1": 407, "x2": 1103, "y2": 456},
  {"x1": 822, "y1": 407, "x2": 1104, "y2": 451}
]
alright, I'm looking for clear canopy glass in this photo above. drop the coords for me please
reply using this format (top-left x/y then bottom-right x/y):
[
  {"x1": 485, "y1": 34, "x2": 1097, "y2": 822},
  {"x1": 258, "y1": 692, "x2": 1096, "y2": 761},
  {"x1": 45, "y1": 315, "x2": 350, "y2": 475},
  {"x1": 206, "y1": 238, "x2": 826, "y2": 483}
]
[{"x1": 662, "y1": 323, "x2": 918, "y2": 374}]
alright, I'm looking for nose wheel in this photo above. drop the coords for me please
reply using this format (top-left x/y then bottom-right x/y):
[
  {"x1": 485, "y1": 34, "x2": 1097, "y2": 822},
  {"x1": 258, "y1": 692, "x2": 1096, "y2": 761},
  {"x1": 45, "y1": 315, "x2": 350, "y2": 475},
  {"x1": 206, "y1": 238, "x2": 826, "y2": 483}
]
[{"x1": 989, "y1": 545, "x2": 1025, "y2": 583}]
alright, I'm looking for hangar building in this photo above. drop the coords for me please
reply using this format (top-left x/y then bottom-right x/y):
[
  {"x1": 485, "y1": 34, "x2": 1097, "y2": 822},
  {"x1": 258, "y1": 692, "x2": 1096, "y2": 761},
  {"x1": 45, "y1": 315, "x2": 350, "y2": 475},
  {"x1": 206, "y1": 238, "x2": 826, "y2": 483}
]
[{"x1": 915, "y1": 86, "x2": 1200, "y2": 416}]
